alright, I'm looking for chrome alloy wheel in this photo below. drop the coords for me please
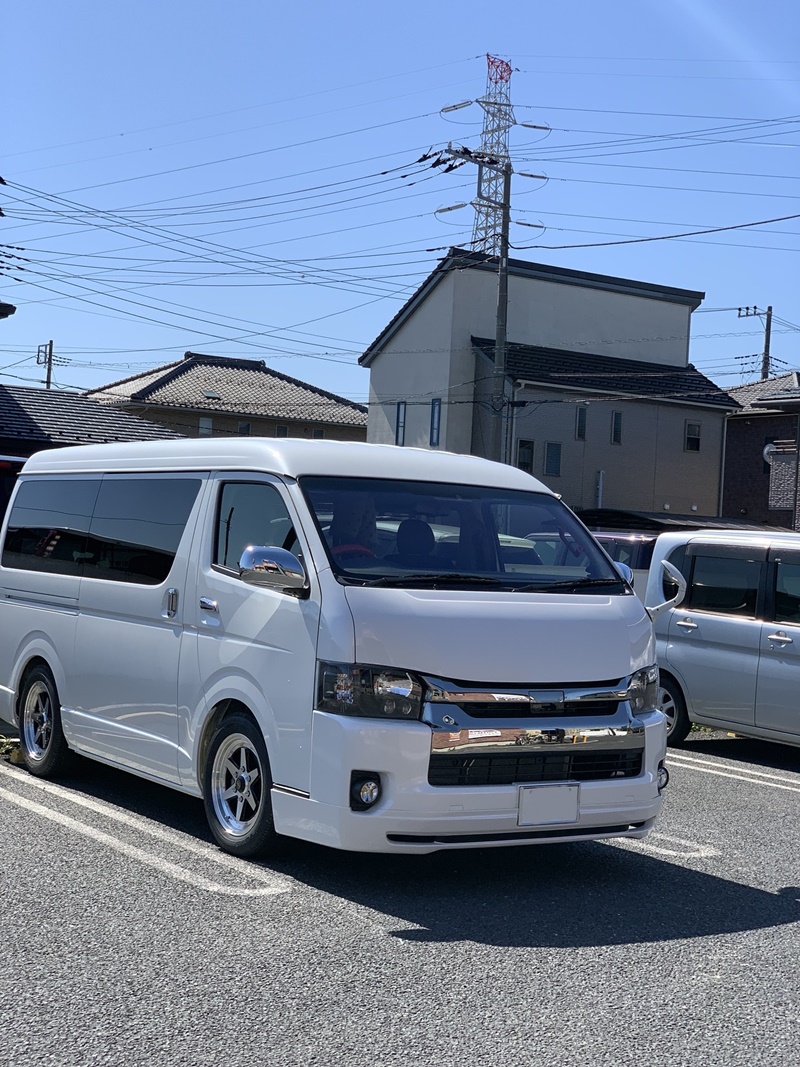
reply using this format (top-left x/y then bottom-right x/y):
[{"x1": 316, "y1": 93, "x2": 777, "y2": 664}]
[
  {"x1": 658, "y1": 684, "x2": 677, "y2": 735},
  {"x1": 210, "y1": 732, "x2": 264, "y2": 839},
  {"x1": 22, "y1": 680, "x2": 54, "y2": 762}
]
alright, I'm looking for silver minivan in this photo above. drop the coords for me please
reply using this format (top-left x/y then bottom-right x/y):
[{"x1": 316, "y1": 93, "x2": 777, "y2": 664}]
[{"x1": 646, "y1": 529, "x2": 800, "y2": 746}]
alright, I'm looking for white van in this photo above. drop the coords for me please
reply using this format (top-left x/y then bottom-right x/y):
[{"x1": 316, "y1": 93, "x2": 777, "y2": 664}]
[
  {"x1": 648, "y1": 528, "x2": 800, "y2": 747},
  {"x1": 0, "y1": 439, "x2": 669, "y2": 856}
]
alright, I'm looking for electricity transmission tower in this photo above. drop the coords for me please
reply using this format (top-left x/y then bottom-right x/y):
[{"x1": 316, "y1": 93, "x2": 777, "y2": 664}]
[{"x1": 470, "y1": 55, "x2": 515, "y2": 255}]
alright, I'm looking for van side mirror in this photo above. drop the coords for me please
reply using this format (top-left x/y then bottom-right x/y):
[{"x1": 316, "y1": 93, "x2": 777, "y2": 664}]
[
  {"x1": 238, "y1": 546, "x2": 309, "y2": 597},
  {"x1": 646, "y1": 560, "x2": 687, "y2": 622},
  {"x1": 614, "y1": 562, "x2": 633, "y2": 585}
]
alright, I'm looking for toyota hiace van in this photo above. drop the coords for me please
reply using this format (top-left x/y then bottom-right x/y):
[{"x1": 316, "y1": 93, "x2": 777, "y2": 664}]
[{"x1": 1, "y1": 439, "x2": 670, "y2": 856}]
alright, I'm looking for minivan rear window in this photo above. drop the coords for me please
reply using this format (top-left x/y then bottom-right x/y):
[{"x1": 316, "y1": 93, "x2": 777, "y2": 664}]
[
  {"x1": 2, "y1": 475, "x2": 201, "y2": 584},
  {"x1": 2, "y1": 478, "x2": 100, "y2": 577}
]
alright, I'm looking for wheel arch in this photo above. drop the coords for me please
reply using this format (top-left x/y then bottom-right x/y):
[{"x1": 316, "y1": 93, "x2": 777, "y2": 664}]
[
  {"x1": 14, "y1": 654, "x2": 57, "y2": 723},
  {"x1": 659, "y1": 666, "x2": 692, "y2": 719},
  {"x1": 195, "y1": 698, "x2": 262, "y2": 791}
]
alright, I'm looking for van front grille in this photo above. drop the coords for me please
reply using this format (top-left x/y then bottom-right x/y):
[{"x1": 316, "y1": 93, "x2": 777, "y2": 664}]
[
  {"x1": 428, "y1": 748, "x2": 643, "y2": 787},
  {"x1": 460, "y1": 699, "x2": 621, "y2": 718}
]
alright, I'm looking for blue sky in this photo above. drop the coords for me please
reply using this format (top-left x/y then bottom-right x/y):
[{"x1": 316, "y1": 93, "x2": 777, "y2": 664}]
[{"x1": 2, "y1": 0, "x2": 799, "y2": 404}]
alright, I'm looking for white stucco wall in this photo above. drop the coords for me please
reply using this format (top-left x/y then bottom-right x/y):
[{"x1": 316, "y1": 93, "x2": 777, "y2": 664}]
[
  {"x1": 450, "y1": 267, "x2": 693, "y2": 366},
  {"x1": 364, "y1": 259, "x2": 700, "y2": 456},
  {"x1": 366, "y1": 273, "x2": 467, "y2": 450}
]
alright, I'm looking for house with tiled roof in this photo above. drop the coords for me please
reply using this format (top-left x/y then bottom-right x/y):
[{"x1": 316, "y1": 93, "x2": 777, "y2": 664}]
[
  {"x1": 359, "y1": 247, "x2": 737, "y2": 515},
  {"x1": 0, "y1": 383, "x2": 184, "y2": 516},
  {"x1": 0, "y1": 384, "x2": 183, "y2": 455},
  {"x1": 722, "y1": 372, "x2": 800, "y2": 526},
  {"x1": 86, "y1": 352, "x2": 367, "y2": 443}
]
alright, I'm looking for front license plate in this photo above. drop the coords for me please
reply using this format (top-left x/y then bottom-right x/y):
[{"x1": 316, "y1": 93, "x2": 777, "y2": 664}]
[{"x1": 518, "y1": 783, "x2": 580, "y2": 827}]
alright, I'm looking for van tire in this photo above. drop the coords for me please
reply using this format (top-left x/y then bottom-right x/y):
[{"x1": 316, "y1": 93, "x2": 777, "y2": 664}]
[
  {"x1": 659, "y1": 675, "x2": 691, "y2": 744},
  {"x1": 18, "y1": 665, "x2": 74, "y2": 777},
  {"x1": 203, "y1": 712, "x2": 282, "y2": 859}
]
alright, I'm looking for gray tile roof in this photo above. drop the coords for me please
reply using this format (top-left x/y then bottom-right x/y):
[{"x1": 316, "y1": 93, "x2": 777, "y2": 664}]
[
  {"x1": 87, "y1": 353, "x2": 367, "y2": 428},
  {"x1": 0, "y1": 384, "x2": 183, "y2": 450},
  {"x1": 726, "y1": 372, "x2": 800, "y2": 414},
  {"x1": 471, "y1": 337, "x2": 739, "y2": 410}
]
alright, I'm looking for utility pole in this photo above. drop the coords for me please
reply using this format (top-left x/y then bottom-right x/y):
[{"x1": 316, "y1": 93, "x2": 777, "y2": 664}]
[
  {"x1": 761, "y1": 305, "x2": 773, "y2": 381},
  {"x1": 444, "y1": 148, "x2": 513, "y2": 463},
  {"x1": 494, "y1": 161, "x2": 512, "y2": 464},
  {"x1": 36, "y1": 339, "x2": 54, "y2": 389},
  {"x1": 737, "y1": 306, "x2": 773, "y2": 380}
]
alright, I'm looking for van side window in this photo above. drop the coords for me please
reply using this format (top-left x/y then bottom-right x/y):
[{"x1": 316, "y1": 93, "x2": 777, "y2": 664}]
[
  {"x1": 84, "y1": 477, "x2": 201, "y2": 585},
  {"x1": 687, "y1": 554, "x2": 761, "y2": 617},
  {"x1": 774, "y1": 561, "x2": 800, "y2": 623},
  {"x1": 214, "y1": 482, "x2": 295, "y2": 570},
  {"x1": 2, "y1": 478, "x2": 101, "y2": 576}
]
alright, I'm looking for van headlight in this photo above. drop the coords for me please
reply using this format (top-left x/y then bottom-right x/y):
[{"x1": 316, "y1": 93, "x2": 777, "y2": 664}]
[
  {"x1": 627, "y1": 665, "x2": 659, "y2": 713},
  {"x1": 316, "y1": 662, "x2": 424, "y2": 720}
]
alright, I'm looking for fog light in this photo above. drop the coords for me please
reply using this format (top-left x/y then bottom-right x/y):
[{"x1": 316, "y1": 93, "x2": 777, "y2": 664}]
[
  {"x1": 657, "y1": 762, "x2": 670, "y2": 791},
  {"x1": 350, "y1": 772, "x2": 382, "y2": 811}
]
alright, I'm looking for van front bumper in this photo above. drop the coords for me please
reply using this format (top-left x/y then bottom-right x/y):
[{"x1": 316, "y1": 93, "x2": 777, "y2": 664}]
[{"x1": 271, "y1": 709, "x2": 667, "y2": 854}]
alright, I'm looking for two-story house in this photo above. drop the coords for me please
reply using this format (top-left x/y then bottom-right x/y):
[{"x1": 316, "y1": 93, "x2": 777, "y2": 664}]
[{"x1": 360, "y1": 248, "x2": 737, "y2": 515}]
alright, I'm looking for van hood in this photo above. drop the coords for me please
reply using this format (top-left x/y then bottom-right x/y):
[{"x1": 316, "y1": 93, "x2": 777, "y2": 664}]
[{"x1": 343, "y1": 586, "x2": 653, "y2": 684}]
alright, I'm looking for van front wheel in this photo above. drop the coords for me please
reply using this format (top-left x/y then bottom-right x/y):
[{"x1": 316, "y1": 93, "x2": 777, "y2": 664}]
[
  {"x1": 19, "y1": 665, "x2": 73, "y2": 777},
  {"x1": 203, "y1": 713, "x2": 282, "y2": 858},
  {"x1": 658, "y1": 675, "x2": 691, "y2": 744}
]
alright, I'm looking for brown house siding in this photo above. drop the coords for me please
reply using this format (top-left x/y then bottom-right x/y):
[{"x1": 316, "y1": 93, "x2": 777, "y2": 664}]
[{"x1": 722, "y1": 412, "x2": 794, "y2": 525}]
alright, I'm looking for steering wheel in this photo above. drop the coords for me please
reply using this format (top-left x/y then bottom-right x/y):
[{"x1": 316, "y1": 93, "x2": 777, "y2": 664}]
[{"x1": 331, "y1": 543, "x2": 376, "y2": 559}]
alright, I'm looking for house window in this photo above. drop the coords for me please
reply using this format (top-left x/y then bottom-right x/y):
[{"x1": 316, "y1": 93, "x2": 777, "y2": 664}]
[
  {"x1": 685, "y1": 421, "x2": 701, "y2": 452},
  {"x1": 276, "y1": 425, "x2": 289, "y2": 438},
  {"x1": 395, "y1": 402, "x2": 406, "y2": 446},
  {"x1": 198, "y1": 416, "x2": 213, "y2": 437},
  {"x1": 611, "y1": 411, "x2": 623, "y2": 445},
  {"x1": 312, "y1": 428, "x2": 325, "y2": 440},
  {"x1": 544, "y1": 442, "x2": 562, "y2": 477},
  {"x1": 238, "y1": 421, "x2": 251, "y2": 437},
  {"x1": 575, "y1": 405, "x2": 587, "y2": 441},
  {"x1": 517, "y1": 439, "x2": 534, "y2": 475},
  {"x1": 429, "y1": 398, "x2": 441, "y2": 447}
]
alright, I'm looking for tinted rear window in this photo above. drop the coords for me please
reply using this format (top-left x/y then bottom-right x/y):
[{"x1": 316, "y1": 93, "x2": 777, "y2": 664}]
[{"x1": 2, "y1": 475, "x2": 201, "y2": 584}]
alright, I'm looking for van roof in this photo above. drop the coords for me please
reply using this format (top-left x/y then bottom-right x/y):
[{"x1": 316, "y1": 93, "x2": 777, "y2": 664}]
[
  {"x1": 20, "y1": 437, "x2": 553, "y2": 493},
  {"x1": 655, "y1": 527, "x2": 800, "y2": 551}
]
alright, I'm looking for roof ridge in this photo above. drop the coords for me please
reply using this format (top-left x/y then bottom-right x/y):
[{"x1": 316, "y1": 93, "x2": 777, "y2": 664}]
[{"x1": 86, "y1": 358, "x2": 184, "y2": 397}]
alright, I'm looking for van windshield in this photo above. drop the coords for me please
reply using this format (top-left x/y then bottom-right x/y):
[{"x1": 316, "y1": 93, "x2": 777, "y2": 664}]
[{"x1": 300, "y1": 476, "x2": 624, "y2": 592}]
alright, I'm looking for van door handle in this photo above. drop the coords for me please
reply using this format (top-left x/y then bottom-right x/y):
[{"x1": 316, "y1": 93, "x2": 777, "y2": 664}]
[
  {"x1": 199, "y1": 597, "x2": 219, "y2": 614},
  {"x1": 767, "y1": 631, "x2": 793, "y2": 645},
  {"x1": 166, "y1": 588, "x2": 178, "y2": 618},
  {"x1": 676, "y1": 618, "x2": 698, "y2": 631}
]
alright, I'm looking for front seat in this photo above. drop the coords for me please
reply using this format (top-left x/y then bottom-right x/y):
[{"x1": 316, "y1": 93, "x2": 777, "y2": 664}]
[{"x1": 391, "y1": 518, "x2": 436, "y2": 568}]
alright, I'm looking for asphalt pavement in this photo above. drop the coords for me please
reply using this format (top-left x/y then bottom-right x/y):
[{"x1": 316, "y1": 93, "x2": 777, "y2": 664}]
[{"x1": 1, "y1": 729, "x2": 798, "y2": 1067}]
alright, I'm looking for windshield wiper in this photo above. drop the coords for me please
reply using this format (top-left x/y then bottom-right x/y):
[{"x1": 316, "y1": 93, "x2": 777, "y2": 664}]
[
  {"x1": 359, "y1": 573, "x2": 506, "y2": 588},
  {"x1": 510, "y1": 577, "x2": 625, "y2": 593}
]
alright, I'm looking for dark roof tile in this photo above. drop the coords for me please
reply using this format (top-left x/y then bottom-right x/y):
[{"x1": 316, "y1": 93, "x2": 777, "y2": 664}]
[
  {"x1": 0, "y1": 385, "x2": 184, "y2": 448},
  {"x1": 726, "y1": 372, "x2": 800, "y2": 414},
  {"x1": 471, "y1": 337, "x2": 738, "y2": 410}
]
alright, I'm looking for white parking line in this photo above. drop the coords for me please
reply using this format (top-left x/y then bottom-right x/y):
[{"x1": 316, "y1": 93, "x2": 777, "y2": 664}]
[
  {"x1": 668, "y1": 754, "x2": 800, "y2": 794},
  {"x1": 611, "y1": 831, "x2": 720, "y2": 858},
  {"x1": 0, "y1": 764, "x2": 290, "y2": 896},
  {"x1": 670, "y1": 751, "x2": 800, "y2": 785}
]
